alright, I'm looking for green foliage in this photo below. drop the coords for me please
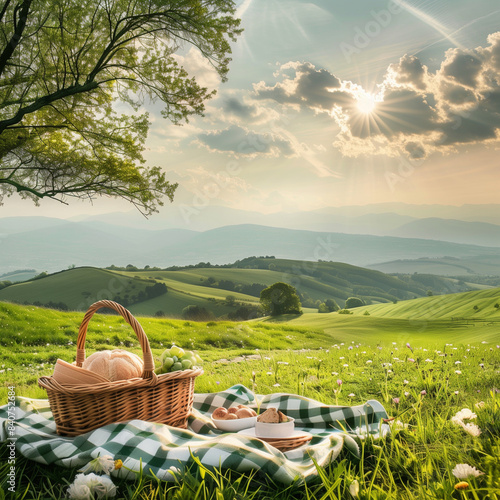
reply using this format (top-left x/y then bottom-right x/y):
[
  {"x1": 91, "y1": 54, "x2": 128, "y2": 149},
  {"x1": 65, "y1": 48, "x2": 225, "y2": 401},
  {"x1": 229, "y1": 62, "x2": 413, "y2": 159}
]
[
  {"x1": 0, "y1": 280, "x2": 11, "y2": 290},
  {"x1": 260, "y1": 282, "x2": 302, "y2": 316},
  {"x1": 145, "y1": 282, "x2": 168, "y2": 300},
  {"x1": 225, "y1": 295, "x2": 236, "y2": 306},
  {"x1": 324, "y1": 298, "x2": 340, "y2": 312},
  {"x1": 182, "y1": 305, "x2": 215, "y2": 321},
  {"x1": 317, "y1": 298, "x2": 340, "y2": 313},
  {"x1": 227, "y1": 305, "x2": 263, "y2": 321},
  {"x1": 318, "y1": 303, "x2": 330, "y2": 313},
  {"x1": 345, "y1": 297, "x2": 364, "y2": 309},
  {"x1": 337, "y1": 308, "x2": 353, "y2": 315},
  {"x1": 0, "y1": 0, "x2": 241, "y2": 214}
]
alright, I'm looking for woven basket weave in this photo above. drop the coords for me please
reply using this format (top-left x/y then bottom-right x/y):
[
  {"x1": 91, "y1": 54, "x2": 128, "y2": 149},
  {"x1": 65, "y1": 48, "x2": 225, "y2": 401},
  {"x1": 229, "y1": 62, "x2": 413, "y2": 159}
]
[{"x1": 38, "y1": 300, "x2": 203, "y2": 436}]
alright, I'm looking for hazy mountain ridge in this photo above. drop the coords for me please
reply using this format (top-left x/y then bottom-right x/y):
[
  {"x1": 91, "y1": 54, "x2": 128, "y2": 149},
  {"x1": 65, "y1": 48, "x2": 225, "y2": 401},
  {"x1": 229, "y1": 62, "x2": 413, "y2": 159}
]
[
  {"x1": 390, "y1": 218, "x2": 500, "y2": 247},
  {"x1": 0, "y1": 216, "x2": 499, "y2": 276},
  {"x1": 70, "y1": 202, "x2": 500, "y2": 231}
]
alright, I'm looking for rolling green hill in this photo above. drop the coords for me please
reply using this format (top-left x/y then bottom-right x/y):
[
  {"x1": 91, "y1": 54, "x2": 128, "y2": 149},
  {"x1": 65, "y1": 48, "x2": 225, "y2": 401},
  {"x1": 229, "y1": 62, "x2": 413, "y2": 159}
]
[
  {"x1": 0, "y1": 269, "x2": 37, "y2": 283},
  {"x1": 0, "y1": 258, "x2": 491, "y2": 320},
  {"x1": 367, "y1": 254, "x2": 500, "y2": 276},
  {"x1": 349, "y1": 286, "x2": 500, "y2": 320},
  {"x1": 0, "y1": 267, "x2": 260, "y2": 319},
  {"x1": 191, "y1": 256, "x2": 483, "y2": 302}
]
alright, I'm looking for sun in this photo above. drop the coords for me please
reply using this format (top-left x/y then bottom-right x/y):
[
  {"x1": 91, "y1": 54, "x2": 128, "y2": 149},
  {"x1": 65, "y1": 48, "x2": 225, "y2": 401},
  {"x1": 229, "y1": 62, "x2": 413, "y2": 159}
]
[{"x1": 356, "y1": 93, "x2": 377, "y2": 114}]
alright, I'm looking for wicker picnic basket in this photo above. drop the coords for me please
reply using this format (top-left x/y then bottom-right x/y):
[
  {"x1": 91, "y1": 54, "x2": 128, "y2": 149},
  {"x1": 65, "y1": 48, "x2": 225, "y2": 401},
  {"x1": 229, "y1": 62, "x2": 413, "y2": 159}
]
[{"x1": 38, "y1": 300, "x2": 203, "y2": 436}]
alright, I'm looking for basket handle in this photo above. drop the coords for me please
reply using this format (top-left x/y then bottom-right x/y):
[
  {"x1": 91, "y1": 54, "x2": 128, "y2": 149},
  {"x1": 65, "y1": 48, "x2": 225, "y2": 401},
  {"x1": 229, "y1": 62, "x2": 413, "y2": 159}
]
[{"x1": 75, "y1": 300, "x2": 155, "y2": 379}]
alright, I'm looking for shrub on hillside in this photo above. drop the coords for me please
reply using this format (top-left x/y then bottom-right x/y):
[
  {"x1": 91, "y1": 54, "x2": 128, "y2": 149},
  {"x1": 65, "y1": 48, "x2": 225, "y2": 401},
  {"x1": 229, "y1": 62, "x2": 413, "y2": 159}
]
[
  {"x1": 338, "y1": 309, "x2": 353, "y2": 315},
  {"x1": 345, "y1": 297, "x2": 364, "y2": 309},
  {"x1": 228, "y1": 305, "x2": 263, "y2": 321},
  {"x1": 325, "y1": 298, "x2": 340, "y2": 312},
  {"x1": 318, "y1": 303, "x2": 330, "y2": 313},
  {"x1": 182, "y1": 305, "x2": 215, "y2": 321}
]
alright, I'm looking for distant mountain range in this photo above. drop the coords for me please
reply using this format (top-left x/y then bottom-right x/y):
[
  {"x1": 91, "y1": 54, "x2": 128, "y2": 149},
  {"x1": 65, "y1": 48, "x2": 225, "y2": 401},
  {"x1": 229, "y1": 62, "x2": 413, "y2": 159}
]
[
  {"x1": 389, "y1": 218, "x2": 500, "y2": 247},
  {"x1": 0, "y1": 215, "x2": 499, "y2": 276},
  {"x1": 68, "y1": 202, "x2": 500, "y2": 233}
]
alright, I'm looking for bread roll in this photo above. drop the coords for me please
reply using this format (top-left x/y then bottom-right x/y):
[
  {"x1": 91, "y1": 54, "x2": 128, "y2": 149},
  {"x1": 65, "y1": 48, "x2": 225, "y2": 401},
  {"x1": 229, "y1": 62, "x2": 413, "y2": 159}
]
[
  {"x1": 82, "y1": 349, "x2": 143, "y2": 381},
  {"x1": 212, "y1": 407, "x2": 228, "y2": 420},
  {"x1": 236, "y1": 408, "x2": 254, "y2": 419},
  {"x1": 257, "y1": 408, "x2": 280, "y2": 423}
]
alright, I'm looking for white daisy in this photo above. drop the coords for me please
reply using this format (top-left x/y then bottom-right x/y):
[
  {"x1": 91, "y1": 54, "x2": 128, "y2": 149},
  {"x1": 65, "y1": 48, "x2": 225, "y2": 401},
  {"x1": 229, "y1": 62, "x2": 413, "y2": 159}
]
[
  {"x1": 452, "y1": 464, "x2": 484, "y2": 479},
  {"x1": 78, "y1": 456, "x2": 115, "y2": 475},
  {"x1": 68, "y1": 473, "x2": 116, "y2": 499}
]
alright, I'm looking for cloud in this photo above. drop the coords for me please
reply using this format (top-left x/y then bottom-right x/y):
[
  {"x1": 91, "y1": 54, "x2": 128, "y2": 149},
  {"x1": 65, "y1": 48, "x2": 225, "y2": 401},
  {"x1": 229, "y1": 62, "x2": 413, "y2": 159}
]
[
  {"x1": 196, "y1": 124, "x2": 295, "y2": 157},
  {"x1": 387, "y1": 54, "x2": 428, "y2": 90},
  {"x1": 222, "y1": 97, "x2": 258, "y2": 119},
  {"x1": 441, "y1": 50, "x2": 483, "y2": 88},
  {"x1": 254, "y1": 61, "x2": 344, "y2": 111},
  {"x1": 254, "y1": 32, "x2": 500, "y2": 158}
]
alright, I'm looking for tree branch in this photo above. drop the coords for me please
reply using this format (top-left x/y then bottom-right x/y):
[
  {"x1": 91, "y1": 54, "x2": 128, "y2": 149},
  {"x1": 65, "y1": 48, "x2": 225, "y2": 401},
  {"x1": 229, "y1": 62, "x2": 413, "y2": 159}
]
[
  {"x1": 0, "y1": 0, "x2": 33, "y2": 78},
  {"x1": 0, "y1": 80, "x2": 99, "y2": 132}
]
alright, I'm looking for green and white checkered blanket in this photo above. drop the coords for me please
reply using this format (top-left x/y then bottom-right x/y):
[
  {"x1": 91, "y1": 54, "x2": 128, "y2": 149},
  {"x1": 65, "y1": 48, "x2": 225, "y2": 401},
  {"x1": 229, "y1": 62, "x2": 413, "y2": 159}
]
[{"x1": 0, "y1": 385, "x2": 389, "y2": 484}]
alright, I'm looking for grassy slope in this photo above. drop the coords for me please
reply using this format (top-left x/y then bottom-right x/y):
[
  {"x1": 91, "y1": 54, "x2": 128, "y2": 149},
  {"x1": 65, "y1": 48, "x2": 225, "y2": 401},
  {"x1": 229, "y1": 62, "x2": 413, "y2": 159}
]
[
  {"x1": 0, "y1": 267, "x2": 142, "y2": 310},
  {"x1": 349, "y1": 287, "x2": 500, "y2": 320},
  {"x1": 116, "y1": 271, "x2": 260, "y2": 302},
  {"x1": 126, "y1": 268, "x2": 341, "y2": 303},
  {"x1": 368, "y1": 254, "x2": 500, "y2": 276},
  {"x1": 0, "y1": 268, "x2": 259, "y2": 316},
  {"x1": 276, "y1": 287, "x2": 500, "y2": 346}
]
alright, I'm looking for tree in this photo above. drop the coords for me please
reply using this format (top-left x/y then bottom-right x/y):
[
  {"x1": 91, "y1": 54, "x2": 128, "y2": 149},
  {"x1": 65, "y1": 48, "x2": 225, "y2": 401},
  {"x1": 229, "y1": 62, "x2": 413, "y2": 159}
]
[
  {"x1": 345, "y1": 297, "x2": 364, "y2": 309},
  {"x1": 0, "y1": 0, "x2": 241, "y2": 214},
  {"x1": 260, "y1": 282, "x2": 302, "y2": 316},
  {"x1": 182, "y1": 305, "x2": 214, "y2": 321},
  {"x1": 318, "y1": 303, "x2": 329, "y2": 313},
  {"x1": 145, "y1": 282, "x2": 167, "y2": 299},
  {"x1": 225, "y1": 295, "x2": 236, "y2": 306},
  {"x1": 324, "y1": 298, "x2": 340, "y2": 312}
]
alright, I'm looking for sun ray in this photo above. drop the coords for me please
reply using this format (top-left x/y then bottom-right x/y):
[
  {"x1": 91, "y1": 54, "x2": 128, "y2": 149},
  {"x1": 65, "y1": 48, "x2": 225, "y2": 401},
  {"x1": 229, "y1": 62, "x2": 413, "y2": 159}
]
[
  {"x1": 394, "y1": 0, "x2": 465, "y2": 49},
  {"x1": 236, "y1": 0, "x2": 253, "y2": 18}
]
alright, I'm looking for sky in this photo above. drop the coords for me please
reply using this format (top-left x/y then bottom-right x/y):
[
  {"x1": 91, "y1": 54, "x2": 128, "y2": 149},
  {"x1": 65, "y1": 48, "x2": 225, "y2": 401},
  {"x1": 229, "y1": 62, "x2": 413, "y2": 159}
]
[{"x1": 2, "y1": 0, "x2": 500, "y2": 219}]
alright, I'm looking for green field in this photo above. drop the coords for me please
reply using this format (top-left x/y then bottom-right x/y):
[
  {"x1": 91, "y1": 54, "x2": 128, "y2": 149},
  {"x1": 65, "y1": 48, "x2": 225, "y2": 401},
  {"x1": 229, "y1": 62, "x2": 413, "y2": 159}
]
[
  {"x1": 1, "y1": 300, "x2": 499, "y2": 499},
  {"x1": 349, "y1": 287, "x2": 500, "y2": 320},
  {"x1": 279, "y1": 287, "x2": 500, "y2": 346}
]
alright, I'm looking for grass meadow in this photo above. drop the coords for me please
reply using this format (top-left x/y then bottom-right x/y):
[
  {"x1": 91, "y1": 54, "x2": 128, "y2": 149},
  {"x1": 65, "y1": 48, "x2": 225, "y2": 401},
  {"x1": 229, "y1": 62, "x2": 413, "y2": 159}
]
[{"x1": 0, "y1": 302, "x2": 499, "y2": 499}]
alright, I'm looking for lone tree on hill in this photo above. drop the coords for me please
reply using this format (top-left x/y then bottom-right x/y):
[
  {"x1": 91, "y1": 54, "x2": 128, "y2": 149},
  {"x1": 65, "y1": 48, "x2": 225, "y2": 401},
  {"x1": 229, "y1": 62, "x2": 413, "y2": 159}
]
[
  {"x1": 260, "y1": 282, "x2": 302, "y2": 316},
  {"x1": 0, "y1": 0, "x2": 241, "y2": 214}
]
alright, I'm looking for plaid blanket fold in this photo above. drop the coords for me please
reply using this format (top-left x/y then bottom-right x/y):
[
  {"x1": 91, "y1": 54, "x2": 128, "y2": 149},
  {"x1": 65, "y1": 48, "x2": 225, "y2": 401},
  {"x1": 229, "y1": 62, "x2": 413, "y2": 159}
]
[{"x1": 0, "y1": 384, "x2": 388, "y2": 484}]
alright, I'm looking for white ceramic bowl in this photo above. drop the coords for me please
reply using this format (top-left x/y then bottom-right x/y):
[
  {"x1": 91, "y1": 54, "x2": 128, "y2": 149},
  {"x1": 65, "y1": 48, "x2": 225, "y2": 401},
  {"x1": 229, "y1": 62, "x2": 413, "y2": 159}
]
[
  {"x1": 255, "y1": 417, "x2": 295, "y2": 438},
  {"x1": 212, "y1": 415, "x2": 257, "y2": 432}
]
